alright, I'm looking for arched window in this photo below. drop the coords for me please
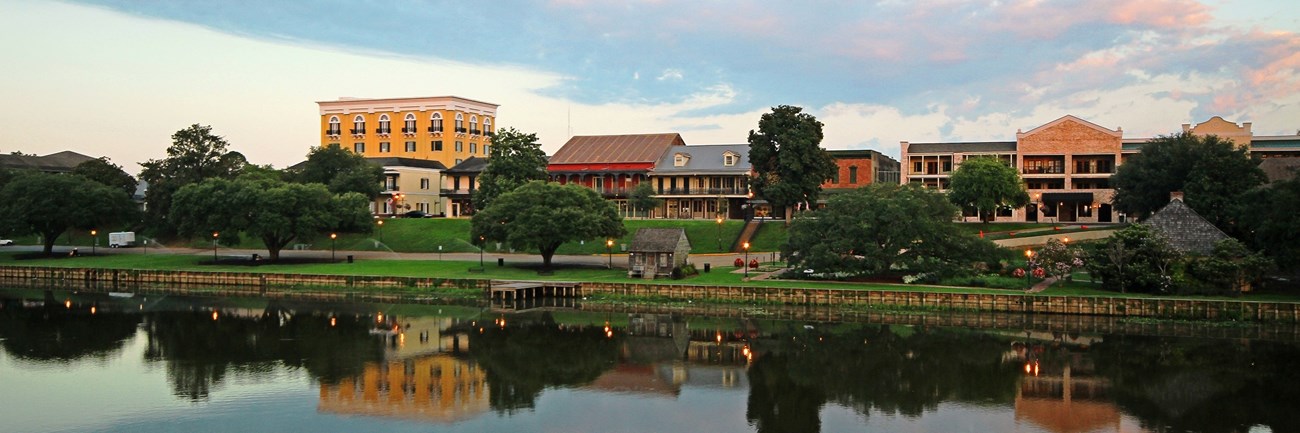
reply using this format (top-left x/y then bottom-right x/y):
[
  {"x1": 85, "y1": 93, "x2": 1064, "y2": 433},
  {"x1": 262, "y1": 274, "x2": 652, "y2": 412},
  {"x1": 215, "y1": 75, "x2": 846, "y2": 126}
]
[
  {"x1": 483, "y1": 118, "x2": 492, "y2": 136},
  {"x1": 430, "y1": 113, "x2": 443, "y2": 133},
  {"x1": 455, "y1": 113, "x2": 465, "y2": 133},
  {"x1": 378, "y1": 114, "x2": 391, "y2": 134},
  {"x1": 352, "y1": 115, "x2": 365, "y2": 135},
  {"x1": 470, "y1": 115, "x2": 479, "y2": 135},
  {"x1": 403, "y1": 113, "x2": 416, "y2": 133},
  {"x1": 327, "y1": 116, "x2": 340, "y2": 135}
]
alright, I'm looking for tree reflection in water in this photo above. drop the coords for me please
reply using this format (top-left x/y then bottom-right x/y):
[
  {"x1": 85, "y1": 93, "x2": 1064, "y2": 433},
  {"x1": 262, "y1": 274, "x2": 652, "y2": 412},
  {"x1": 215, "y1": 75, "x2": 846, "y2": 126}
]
[
  {"x1": 746, "y1": 325, "x2": 1021, "y2": 433},
  {"x1": 0, "y1": 295, "x2": 140, "y2": 363},
  {"x1": 469, "y1": 318, "x2": 620, "y2": 413}
]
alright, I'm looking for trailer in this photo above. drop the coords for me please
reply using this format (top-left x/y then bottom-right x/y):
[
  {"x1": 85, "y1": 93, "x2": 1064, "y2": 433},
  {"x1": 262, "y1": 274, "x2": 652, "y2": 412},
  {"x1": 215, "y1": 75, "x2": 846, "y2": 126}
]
[{"x1": 109, "y1": 232, "x2": 136, "y2": 248}]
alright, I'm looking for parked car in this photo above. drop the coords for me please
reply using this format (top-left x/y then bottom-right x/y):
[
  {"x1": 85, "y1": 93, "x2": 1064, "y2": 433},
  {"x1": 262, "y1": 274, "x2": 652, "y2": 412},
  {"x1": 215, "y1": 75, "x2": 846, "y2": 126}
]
[
  {"x1": 0, "y1": 239, "x2": 12, "y2": 246},
  {"x1": 401, "y1": 210, "x2": 432, "y2": 218}
]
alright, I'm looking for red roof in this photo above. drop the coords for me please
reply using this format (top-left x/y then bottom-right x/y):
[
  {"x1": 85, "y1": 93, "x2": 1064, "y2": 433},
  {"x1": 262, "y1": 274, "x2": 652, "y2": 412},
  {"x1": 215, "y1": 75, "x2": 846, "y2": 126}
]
[{"x1": 549, "y1": 133, "x2": 684, "y2": 166}]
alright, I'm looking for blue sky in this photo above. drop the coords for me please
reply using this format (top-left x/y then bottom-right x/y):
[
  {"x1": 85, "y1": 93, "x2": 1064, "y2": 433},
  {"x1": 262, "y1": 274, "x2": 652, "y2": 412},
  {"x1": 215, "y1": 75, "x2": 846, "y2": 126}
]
[{"x1": 2, "y1": 0, "x2": 1298, "y2": 171}]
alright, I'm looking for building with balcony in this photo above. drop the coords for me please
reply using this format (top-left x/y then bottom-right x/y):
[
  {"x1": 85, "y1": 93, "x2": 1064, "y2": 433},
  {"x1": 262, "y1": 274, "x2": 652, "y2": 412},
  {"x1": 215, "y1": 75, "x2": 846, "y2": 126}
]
[
  {"x1": 822, "y1": 149, "x2": 902, "y2": 190},
  {"x1": 548, "y1": 133, "x2": 686, "y2": 216},
  {"x1": 647, "y1": 144, "x2": 752, "y2": 219},
  {"x1": 317, "y1": 96, "x2": 498, "y2": 171},
  {"x1": 440, "y1": 157, "x2": 487, "y2": 218},
  {"x1": 902, "y1": 115, "x2": 1300, "y2": 223},
  {"x1": 370, "y1": 157, "x2": 446, "y2": 217}
]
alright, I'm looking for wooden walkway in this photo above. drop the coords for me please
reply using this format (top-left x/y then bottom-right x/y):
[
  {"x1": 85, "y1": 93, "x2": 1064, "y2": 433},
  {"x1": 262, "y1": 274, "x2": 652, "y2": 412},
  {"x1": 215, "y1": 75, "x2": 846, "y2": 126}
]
[{"x1": 488, "y1": 280, "x2": 582, "y2": 302}]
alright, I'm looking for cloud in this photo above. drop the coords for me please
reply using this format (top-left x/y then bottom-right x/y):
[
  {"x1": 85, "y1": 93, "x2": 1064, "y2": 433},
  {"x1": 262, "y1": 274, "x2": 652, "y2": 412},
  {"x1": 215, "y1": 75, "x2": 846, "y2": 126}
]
[{"x1": 657, "y1": 68, "x2": 684, "y2": 81}]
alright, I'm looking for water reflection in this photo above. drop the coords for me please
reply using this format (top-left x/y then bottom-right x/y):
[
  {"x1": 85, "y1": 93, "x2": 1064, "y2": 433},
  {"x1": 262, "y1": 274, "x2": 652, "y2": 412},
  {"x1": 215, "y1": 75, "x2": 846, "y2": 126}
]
[{"x1": 1, "y1": 288, "x2": 1298, "y2": 433}]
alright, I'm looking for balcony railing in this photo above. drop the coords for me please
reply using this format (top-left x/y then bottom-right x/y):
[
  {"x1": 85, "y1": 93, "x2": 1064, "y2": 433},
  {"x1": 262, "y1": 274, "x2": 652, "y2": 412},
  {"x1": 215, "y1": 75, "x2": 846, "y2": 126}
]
[
  {"x1": 350, "y1": 128, "x2": 366, "y2": 135},
  {"x1": 470, "y1": 129, "x2": 482, "y2": 135},
  {"x1": 325, "y1": 129, "x2": 341, "y2": 136},
  {"x1": 376, "y1": 128, "x2": 391, "y2": 135},
  {"x1": 455, "y1": 127, "x2": 468, "y2": 133},
  {"x1": 428, "y1": 126, "x2": 443, "y2": 133},
  {"x1": 401, "y1": 127, "x2": 416, "y2": 133},
  {"x1": 655, "y1": 187, "x2": 749, "y2": 195},
  {"x1": 485, "y1": 131, "x2": 494, "y2": 138},
  {"x1": 1022, "y1": 167, "x2": 1065, "y2": 174}
]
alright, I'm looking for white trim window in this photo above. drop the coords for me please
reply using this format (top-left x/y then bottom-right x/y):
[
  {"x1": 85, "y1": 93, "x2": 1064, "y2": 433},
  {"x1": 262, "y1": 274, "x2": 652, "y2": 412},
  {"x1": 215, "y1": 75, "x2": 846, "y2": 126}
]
[
  {"x1": 430, "y1": 112, "x2": 443, "y2": 133},
  {"x1": 379, "y1": 142, "x2": 391, "y2": 153},
  {"x1": 470, "y1": 115, "x2": 479, "y2": 135},
  {"x1": 404, "y1": 141, "x2": 416, "y2": 152},
  {"x1": 723, "y1": 151, "x2": 738, "y2": 166},
  {"x1": 403, "y1": 113, "x2": 417, "y2": 134},
  {"x1": 377, "y1": 114, "x2": 391, "y2": 135},
  {"x1": 483, "y1": 118, "x2": 492, "y2": 136},
  {"x1": 327, "y1": 116, "x2": 341, "y2": 136},
  {"x1": 352, "y1": 115, "x2": 365, "y2": 135},
  {"x1": 455, "y1": 113, "x2": 465, "y2": 133}
]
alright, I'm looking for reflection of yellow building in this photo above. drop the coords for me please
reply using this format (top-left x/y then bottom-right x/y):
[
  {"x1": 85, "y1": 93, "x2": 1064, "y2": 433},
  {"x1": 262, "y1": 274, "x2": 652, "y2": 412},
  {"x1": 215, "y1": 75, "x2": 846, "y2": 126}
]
[
  {"x1": 318, "y1": 354, "x2": 489, "y2": 423},
  {"x1": 1011, "y1": 351, "x2": 1147, "y2": 433}
]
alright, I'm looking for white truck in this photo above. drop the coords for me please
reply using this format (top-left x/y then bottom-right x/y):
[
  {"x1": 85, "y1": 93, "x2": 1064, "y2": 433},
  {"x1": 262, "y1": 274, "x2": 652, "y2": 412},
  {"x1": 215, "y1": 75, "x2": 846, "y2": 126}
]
[{"x1": 109, "y1": 232, "x2": 136, "y2": 248}]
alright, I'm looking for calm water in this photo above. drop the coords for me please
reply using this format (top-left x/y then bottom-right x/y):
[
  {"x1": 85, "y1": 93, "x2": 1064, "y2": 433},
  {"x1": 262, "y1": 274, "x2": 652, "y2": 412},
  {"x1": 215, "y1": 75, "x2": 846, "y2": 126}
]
[{"x1": 1, "y1": 288, "x2": 1296, "y2": 433}]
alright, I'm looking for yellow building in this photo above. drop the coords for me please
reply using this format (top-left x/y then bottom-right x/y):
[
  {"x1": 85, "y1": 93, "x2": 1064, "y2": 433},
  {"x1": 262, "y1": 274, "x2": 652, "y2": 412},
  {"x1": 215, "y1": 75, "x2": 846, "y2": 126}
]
[{"x1": 317, "y1": 96, "x2": 499, "y2": 217}]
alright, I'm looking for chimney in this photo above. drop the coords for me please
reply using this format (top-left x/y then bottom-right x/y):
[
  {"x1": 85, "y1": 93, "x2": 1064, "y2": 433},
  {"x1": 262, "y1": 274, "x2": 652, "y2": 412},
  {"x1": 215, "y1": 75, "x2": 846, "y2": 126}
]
[{"x1": 1170, "y1": 191, "x2": 1184, "y2": 202}]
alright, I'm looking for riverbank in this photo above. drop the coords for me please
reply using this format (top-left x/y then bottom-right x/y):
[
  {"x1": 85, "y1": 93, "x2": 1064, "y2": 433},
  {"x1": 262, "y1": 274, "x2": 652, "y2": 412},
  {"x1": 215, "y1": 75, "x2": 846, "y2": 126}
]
[{"x1": 5, "y1": 265, "x2": 1298, "y2": 323}]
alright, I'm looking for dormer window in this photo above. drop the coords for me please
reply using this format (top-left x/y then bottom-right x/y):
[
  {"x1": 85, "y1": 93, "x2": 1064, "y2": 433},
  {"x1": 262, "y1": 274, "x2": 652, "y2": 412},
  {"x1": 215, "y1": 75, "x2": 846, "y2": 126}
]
[
  {"x1": 351, "y1": 115, "x2": 365, "y2": 135},
  {"x1": 377, "y1": 114, "x2": 391, "y2": 135},
  {"x1": 673, "y1": 153, "x2": 690, "y2": 167},
  {"x1": 723, "y1": 151, "x2": 738, "y2": 167},
  {"x1": 429, "y1": 112, "x2": 443, "y2": 133},
  {"x1": 402, "y1": 113, "x2": 416, "y2": 134},
  {"x1": 327, "y1": 116, "x2": 341, "y2": 136}
]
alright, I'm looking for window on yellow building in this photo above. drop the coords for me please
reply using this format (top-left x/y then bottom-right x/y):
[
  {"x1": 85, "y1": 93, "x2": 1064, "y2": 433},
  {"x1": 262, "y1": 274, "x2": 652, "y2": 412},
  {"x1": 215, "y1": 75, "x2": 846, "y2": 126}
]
[
  {"x1": 353, "y1": 143, "x2": 365, "y2": 153},
  {"x1": 483, "y1": 118, "x2": 492, "y2": 136},
  {"x1": 352, "y1": 115, "x2": 365, "y2": 134},
  {"x1": 484, "y1": 144, "x2": 490, "y2": 156},
  {"x1": 379, "y1": 142, "x2": 390, "y2": 153},
  {"x1": 403, "y1": 113, "x2": 416, "y2": 133},
  {"x1": 377, "y1": 114, "x2": 391, "y2": 135},
  {"x1": 327, "y1": 116, "x2": 341, "y2": 135},
  {"x1": 470, "y1": 115, "x2": 480, "y2": 135},
  {"x1": 430, "y1": 113, "x2": 443, "y2": 132},
  {"x1": 432, "y1": 140, "x2": 443, "y2": 151},
  {"x1": 470, "y1": 142, "x2": 477, "y2": 154},
  {"x1": 405, "y1": 141, "x2": 416, "y2": 152},
  {"x1": 455, "y1": 113, "x2": 465, "y2": 133},
  {"x1": 455, "y1": 141, "x2": 463, "y2": 152}
]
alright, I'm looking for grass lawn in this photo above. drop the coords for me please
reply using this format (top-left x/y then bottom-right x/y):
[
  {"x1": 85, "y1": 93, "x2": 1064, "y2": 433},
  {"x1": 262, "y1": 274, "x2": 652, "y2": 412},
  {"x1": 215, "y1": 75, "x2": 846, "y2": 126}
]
[{"x1": 747, "y1": 222, "x2": 788, "y2": 252}]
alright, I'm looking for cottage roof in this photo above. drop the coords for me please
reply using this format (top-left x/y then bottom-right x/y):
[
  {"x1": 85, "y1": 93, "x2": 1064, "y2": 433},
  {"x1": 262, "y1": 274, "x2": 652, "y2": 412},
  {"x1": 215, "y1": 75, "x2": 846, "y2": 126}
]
[
  {"x1": 0, "y1": 150, "x2": 97, "y2": 173},
  {"x1": 550, "y1": 133, "x2": 684, "y2": 165},
  {"x1": 1142, "y1": 198, "x2": 1230, "y2": 255},
  {"x1": 652, "y1": 144, "x2": 750, "y2": 174},
  {"x1": 628, "y1": 228, "x2": 690, "y2": 252}
]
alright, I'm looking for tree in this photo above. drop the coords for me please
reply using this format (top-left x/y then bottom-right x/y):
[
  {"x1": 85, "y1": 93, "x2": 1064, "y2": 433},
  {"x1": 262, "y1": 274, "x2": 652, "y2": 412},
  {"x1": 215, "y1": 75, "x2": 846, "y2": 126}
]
[
  {"x1": 748, "y1": 105, "x2": 837, "y2": 221},
  {"x1": 0, "y1": 172, "x2": 138, "y2": 254},
  {"x1": 170, "y1": 176, "x2": 372, "y2": 261},
  {"x1": 72, "y1": 157, "x2": 138, "y2": 197},
  {"x1": 473, "y1": 128, "x2": 548, "y2": 211},
  {"x1": 1085, "y1": 224, "x2": 1181, "y2": 294},
  {"x1": 783, "y1": 184, "x2": 998, "y2": 279},
  {"x1": 140, "y1": 124, "x2": 247, "y2": 237},
  {"x1": 626, "y1": 182, "x2": 660, "y2": 218},
  {"x1": 1112, "y1": 132, "x2": 1264, "y2": 231},
  {"x1": 1185, "y1": 239, "x2": 1273, "y2": 295},
  {"x1": 288, "y1": 143, "x2": 382, "y2": 198},
  {"x1": 946, "y1": 156, "x2": 1029, "y2": 223},
  {"x1": 470, "y1": 181, "x2": 626, "y2": 269},
  {"x1": 1237, "y1": 178, "x2": 1300, "y2": 271},
  {"x1": 1034, "y1": 238, "x2": 1084, "y2": 284}
]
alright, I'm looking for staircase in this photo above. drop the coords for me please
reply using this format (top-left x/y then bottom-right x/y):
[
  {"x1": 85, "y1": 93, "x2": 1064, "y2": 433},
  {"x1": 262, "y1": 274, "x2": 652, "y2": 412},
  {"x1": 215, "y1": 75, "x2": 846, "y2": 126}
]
[{"x1": 730, "y1": 219, "x2": 763, "y2": 252}]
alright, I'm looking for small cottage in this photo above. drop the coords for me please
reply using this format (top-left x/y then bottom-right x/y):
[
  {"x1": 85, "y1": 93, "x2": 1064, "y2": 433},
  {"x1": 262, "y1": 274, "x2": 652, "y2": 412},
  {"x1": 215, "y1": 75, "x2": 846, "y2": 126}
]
[
  {"x1": 1142, "y1": 192, "x2": 1230, "y2": 256},
  {"x1": 627, "y1": 228, "x2": 691, "y2": 279}
]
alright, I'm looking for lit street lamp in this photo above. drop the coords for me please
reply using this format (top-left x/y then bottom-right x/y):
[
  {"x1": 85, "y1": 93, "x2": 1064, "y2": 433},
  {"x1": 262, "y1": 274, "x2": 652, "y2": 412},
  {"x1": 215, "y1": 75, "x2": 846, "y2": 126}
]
[
  {"x1": 212, "y1": 232, "x2": 219, "y2": 262},
  {"x1": 1024, "y1": 249, "x2": 1034, "y2": 290},
  {"x1": 90, "y1": 229, "x2": 97, "y2": 255},
  {"x1": 743, "y1": 241, "x2": 751, "y2": 278},
  {"x1": 715, "y1": 216, "x2": 723, "y2": 250},
  {"x1": 377, "y1": 219, "x2": 384, "y2": 242},
  {"x1": 606, "y1": 239, "x2": 614, "y2": 269},
  {"x1": 330, "y1": 233, "x2": 337, "y2": 261},
  {"x1": 478, "y1": 235, "x2": 485, "y2": 269}
]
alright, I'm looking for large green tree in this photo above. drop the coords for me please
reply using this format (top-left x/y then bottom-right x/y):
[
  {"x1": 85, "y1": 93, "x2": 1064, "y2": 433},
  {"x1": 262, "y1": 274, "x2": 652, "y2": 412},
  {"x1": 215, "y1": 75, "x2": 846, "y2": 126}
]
[
  {"x1": 289, "y1": 143, "x2": 382, "y2": 198},
  {"x1": 748, "y1": 105, "x2": 837, "y2": 221},
  {"x1": 946, "y1": 156, "x2": 1029, "y2": 223},
  {"x1": 140, "y1": 124, "x2": 247, "y2": 237},
  {"x1": 470, "y1": 181, "x2": 625, "y2": 269},
  {"x1": 1112, "y1": 132, "x2": 1264, "y2": 231},
  {"x1": 72, "y1": 157, "x2": 138, "y2": 197},
  {"x1": 784, "y1": 183, "x2": 998, "y2": 278},
  {"x1": 1084, "y1": 224, "x2": 1181, "y2": 294},
  {"x1": 1238, "y1": 177, "x2": 1300, "y2": 271},
  {"x1": 626, "y1": 182, "x2": 660, "y2": 218},
  {"x1": 170, "y1": 176, "x2": 372, "y2": 261},
  {"x1": 0, "y1": 172, "x2": 138, "y2": 254},
  {"x1": 473, "y1": 128, "x2": 548, "y2": 211}
]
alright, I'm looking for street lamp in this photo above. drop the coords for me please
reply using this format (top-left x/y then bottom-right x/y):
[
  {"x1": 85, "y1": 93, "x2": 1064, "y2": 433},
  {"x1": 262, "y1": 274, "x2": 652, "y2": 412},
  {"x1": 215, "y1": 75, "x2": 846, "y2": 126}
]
[
  {"x1": 1024, "y1": 249, "x2": 1034, "y2": 290},
  {"x1": 330, "y1": 233, "x2": 337, "y2": 261},
  {"x1": 377, "y1": 219, "x2": 384, "y2": 242},
  {"x1": 90, "y1": 229, "x2": 97, "y2": 255},
  {"x1": 478, "y1": 235, "x2": 485, "y2": 268},
  {"x1": 715, "y1": 216, "x2": 723, "y2": 250},
  {"x1": 743, "y1": 241, "x2": 751, "y2": 278},
  {"x1": 212, "y1": 232, "x2": 219, "y2": 262},
  {"x1": 606, "y1": 239, "x2": 614, "y2": 269}
]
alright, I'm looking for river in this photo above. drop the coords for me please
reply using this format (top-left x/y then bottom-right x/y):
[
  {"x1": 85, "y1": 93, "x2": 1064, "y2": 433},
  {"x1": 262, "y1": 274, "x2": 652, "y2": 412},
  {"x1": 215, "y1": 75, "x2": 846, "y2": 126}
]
[{"x1": 0, "y1": 288, "x2": 1294, "y2": 433}]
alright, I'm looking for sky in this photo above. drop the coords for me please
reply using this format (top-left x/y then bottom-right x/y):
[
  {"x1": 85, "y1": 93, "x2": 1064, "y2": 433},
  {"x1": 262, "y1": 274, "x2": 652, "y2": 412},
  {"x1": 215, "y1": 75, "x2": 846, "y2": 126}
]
[{"x1": 2, "y1": 0, "x2": 1298, "y2": 174}]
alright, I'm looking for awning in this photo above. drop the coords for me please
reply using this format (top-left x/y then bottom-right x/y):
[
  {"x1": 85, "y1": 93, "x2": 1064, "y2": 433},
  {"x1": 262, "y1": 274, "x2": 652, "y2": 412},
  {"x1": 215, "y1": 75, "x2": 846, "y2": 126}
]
[{"x1": 1041, "y1": 192, "x2": 1093, "y2": 203}]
